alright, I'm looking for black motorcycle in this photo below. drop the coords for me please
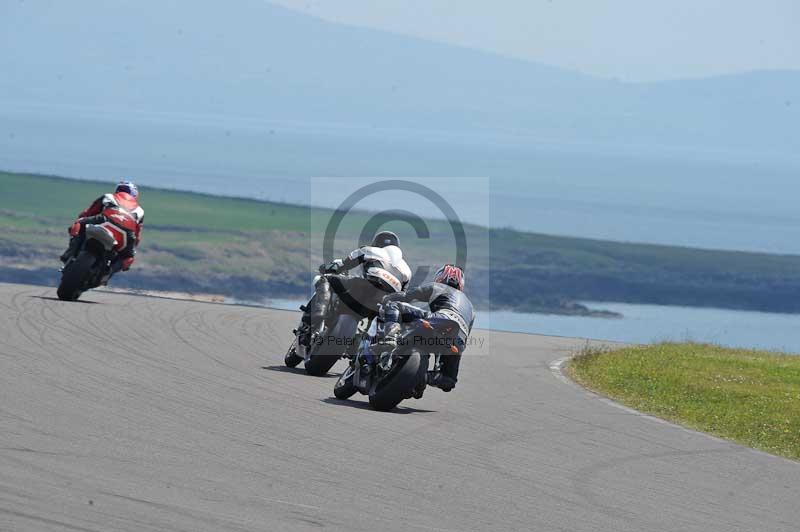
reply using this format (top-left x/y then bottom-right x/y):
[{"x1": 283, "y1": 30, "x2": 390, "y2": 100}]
[
  {"x1": 284, "y1": 274, "x2": 368, "y2": 376},
  {"x1": 333, "y1": 316, "x2": 462, "y2": 411}
]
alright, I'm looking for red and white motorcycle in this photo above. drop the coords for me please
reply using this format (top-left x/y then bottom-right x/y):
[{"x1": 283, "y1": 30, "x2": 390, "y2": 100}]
[{"x1": 57, "y1": 204, "x2": 139, "y2": 301}]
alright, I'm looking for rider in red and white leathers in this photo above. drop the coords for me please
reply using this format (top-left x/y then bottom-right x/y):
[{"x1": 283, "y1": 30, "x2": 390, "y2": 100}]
[{"x1": 60, "y1": 181, "x2": 145, "y2": 274}]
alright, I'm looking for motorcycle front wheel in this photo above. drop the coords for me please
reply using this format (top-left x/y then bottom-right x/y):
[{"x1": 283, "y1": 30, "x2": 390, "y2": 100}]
[
  {"x1": 368, "y1": 351, "x2": 422, "y2": 412},
  {"x1": 333, "y1": 364, "x2": 358, "y2": 399},
  {"x1": 284, "y1": 338, "x2": 303, "y2": 368}
]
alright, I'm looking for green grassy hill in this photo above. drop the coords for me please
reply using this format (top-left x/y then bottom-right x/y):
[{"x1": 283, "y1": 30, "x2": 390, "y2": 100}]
[{"x1": 3, "y1": 171, "x2": 800, "y2": 315}]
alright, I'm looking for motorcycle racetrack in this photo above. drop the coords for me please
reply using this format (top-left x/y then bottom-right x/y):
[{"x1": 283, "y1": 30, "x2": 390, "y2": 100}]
[{"x1": 1, "y1": 282, "x2": 798, "y2": 532}]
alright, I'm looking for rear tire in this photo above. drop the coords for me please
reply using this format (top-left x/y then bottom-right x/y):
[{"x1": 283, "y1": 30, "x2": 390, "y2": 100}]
[
  {"x1": 284, "y1": 339, "x2": 303, "y2": 368},
  {"x1": 57, "y1": 252, "x2": 95, "y2": 301},
  {"x1": 304, "y1": 354, "x2": 340, "y2": 376},
  {"x1": 368, "y1": 352, "x2": 422, "y2": 411},
  {"x1": 304, "y1": 311, "x2": 359, "y2": 376}
]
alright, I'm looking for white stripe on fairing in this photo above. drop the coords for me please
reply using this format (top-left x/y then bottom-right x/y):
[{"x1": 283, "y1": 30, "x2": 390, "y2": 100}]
[
  {"x1": 103, "y1": 193, "x2": 144, "y2": 222},
  {"x1": 99, "y1": 222, "x2": 126, "y2": 249},
  {"x1": 366, "y1": 266, "x2": 402, "y2": 292}
]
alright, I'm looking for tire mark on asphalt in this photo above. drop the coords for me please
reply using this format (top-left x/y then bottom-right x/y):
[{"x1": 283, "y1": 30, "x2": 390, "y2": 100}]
[{"x1": 0, "y1": 507, "x2": 102, "y2": 532}]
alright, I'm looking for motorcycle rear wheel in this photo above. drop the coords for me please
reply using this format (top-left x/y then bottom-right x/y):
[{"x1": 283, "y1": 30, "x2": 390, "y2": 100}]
[
  {"x1": 57, "y1": 252, "x2": 95, "y2": 301},
  {"x1": 304, "y1": 353, "x2": 340, "y2": 376},
  {"x1": 304, "y1": 309, "x2": 361, "y2": 376}
]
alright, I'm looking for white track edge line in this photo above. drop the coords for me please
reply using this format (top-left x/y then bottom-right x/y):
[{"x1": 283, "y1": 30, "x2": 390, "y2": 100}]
[{"x1": 549, "y1": 354, "x2": 800, "y2": 465}]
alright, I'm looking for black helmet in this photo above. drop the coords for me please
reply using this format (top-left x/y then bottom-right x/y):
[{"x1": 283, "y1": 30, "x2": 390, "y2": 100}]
[{"x1": 372, "y1": 231, "x2": 399, "y2": 248}]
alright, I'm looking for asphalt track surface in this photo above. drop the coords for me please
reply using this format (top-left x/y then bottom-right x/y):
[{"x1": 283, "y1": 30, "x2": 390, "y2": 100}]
[{"x1": 1, "y1": 282, "x2": 798, "y2": 532}]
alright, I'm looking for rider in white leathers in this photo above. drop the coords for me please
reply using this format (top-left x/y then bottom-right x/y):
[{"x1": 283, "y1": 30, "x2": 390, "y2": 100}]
[{"x1": 301, "y1": 231, "x2": 412, "y2": 346}]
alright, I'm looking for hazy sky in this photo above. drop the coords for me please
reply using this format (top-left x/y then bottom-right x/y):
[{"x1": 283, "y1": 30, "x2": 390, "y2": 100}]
[{"x1": 269, "y1": 0, "x2": 800, "y2": 81}]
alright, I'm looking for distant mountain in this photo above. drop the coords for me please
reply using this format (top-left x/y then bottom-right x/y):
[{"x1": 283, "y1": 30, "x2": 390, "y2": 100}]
[{"x1": 1, "y1": 0, "x2": 798, "y2": 155}]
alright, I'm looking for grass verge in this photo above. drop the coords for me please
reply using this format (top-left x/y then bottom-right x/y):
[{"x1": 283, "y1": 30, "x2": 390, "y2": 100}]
[{"x1": 568, "y1": 343, "x2": 800, "y2": 461}]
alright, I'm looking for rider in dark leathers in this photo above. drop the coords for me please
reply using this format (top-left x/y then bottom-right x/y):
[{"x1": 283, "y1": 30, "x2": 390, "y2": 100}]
[
  {"x1": 300, "y1": 231, "x2": 412, "y2": 347},
  {"x1": 379, "y1": 264, "x2": 474, "y2": 392}
]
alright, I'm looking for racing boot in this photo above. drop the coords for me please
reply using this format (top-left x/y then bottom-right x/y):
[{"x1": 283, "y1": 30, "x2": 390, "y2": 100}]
[
  {"x1": 428, "y1": 353, "x2": 461, "y2": 392},
  {"x1": 295, "y1": 301, "x2": 314, "y2": 348},
  {"x1": 305, "y1": 277, "x2": 331, "y2": 347},
  {"x1": 427, "y1": 371, "x2": 456, "y2": 392},
  {"x1": 103, "y1": 255, "x2": 133, "y2": 285},
  {"x1": 307, "y1": 320, "x2": 326, "y2": 349},
  {"x1": 305, "y1": 307, "x2": 328, "y2": 349},
  {"x1": 379, "y1": 322, "x2": 402, "y2": 348},
  {"x1": 377, "y1": 322, "x2": 401, "y2": 370},
  {"x1": 109, "y1": 257, "x2": 124, "y2": 276},
  {"x1": 295, "y1": 322, "x2": 311, "y2": 348}
]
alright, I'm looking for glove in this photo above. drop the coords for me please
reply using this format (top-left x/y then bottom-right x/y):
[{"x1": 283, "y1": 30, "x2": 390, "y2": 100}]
[
  {"x1": 319, "y1": 259, "x2": 344, "y2": 274},
  {"x1": 68, "y1": 221, "x2": 82, "y2": 237},
  {"x1": 382, "y1": 291, "x2": 406, "y2": 304}
]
